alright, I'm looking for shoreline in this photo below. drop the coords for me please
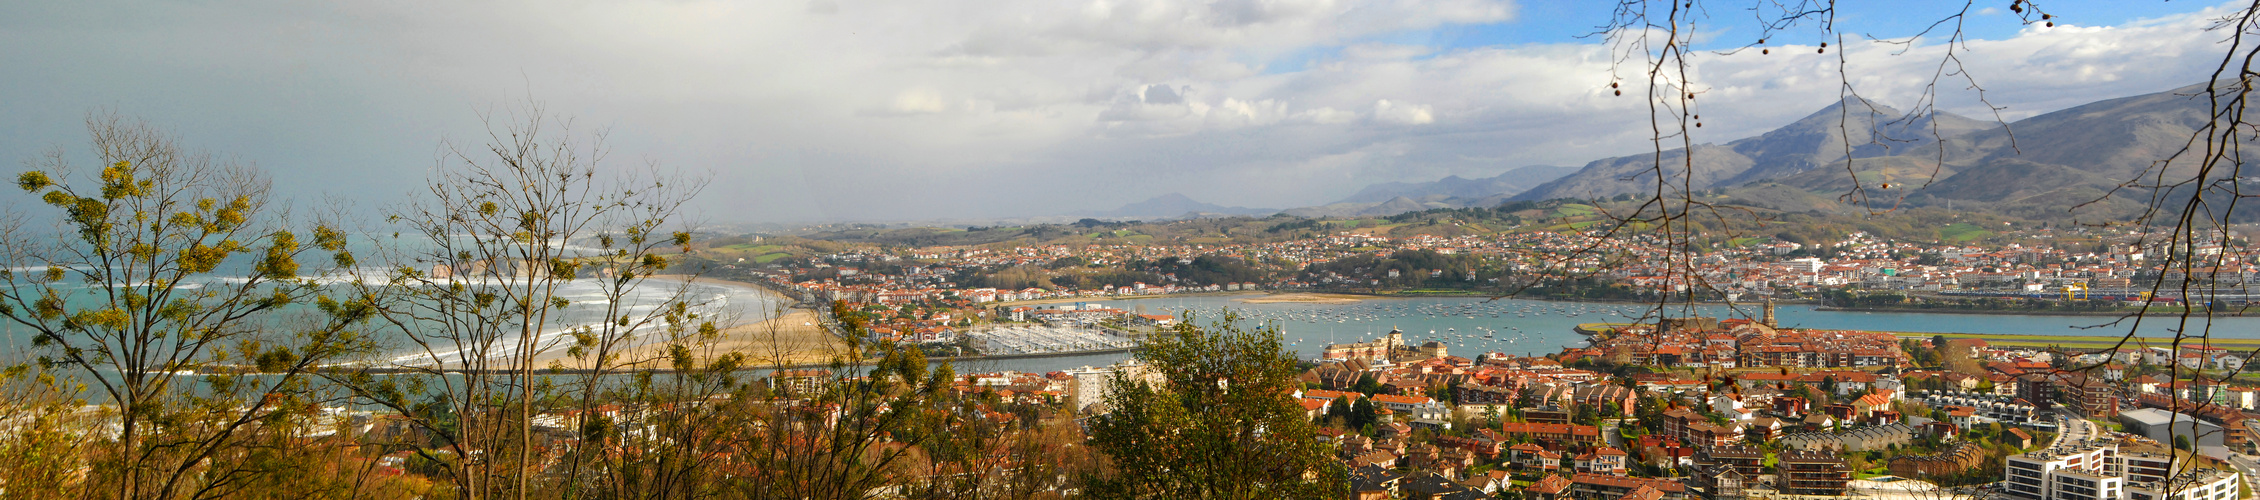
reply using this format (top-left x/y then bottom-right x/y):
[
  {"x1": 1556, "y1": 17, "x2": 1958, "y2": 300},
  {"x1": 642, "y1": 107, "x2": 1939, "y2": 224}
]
[
  {"x1": 534, "y1": 275, "x2": 846, "y2": 370},
  {"x1": 1238, "y1": 292, "x2": 1369, "y2": 304},
  {"x1": 1813, "y1": 306, "x2": 2233, "y2": 317}
]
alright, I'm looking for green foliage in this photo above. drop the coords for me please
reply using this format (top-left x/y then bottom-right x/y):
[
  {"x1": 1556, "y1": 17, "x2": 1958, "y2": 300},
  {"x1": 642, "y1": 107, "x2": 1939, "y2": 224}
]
[{"x1": 1083, "y1": 312, "x2": 1344, "y2": 498}]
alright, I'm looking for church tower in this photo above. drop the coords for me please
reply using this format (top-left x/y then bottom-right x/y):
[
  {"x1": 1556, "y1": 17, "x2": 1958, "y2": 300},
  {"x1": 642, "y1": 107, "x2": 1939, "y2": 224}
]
[
  {"x1": 1386, "y1": 327, "x2": 1404, "y2": 350},
  {"x1": 1762, "y1": 298, "x2": 1778, "y2": 328}
]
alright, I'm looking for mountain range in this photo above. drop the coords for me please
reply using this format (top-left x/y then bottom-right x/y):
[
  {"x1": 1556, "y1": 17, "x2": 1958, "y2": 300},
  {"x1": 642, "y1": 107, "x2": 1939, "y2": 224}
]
[
  {"x1": 1090, "y1": 81, "x2": 2223, "y2": 221},
  {"x1": 1513, "y1": 82, "x2": 2226, "y2": 221},
  {"x1": 1079, "y1": 192, "x2": 1276, "y2": 219}
]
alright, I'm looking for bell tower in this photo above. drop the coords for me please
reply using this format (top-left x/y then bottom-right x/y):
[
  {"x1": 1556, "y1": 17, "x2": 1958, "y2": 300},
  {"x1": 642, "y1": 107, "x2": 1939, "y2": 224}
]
[{"x1": 1762, "y1": 298, "x2": 1778, "y2": 328}]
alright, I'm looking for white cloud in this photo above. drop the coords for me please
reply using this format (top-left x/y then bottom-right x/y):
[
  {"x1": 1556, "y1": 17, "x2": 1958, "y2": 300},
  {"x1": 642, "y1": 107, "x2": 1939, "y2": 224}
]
[
  {"x1": 1371, "y1": 99, "x2": 1435, "y2": 125},
  {"x1": 0, "y1": 0, "x2": 2240, "y2": 221}
]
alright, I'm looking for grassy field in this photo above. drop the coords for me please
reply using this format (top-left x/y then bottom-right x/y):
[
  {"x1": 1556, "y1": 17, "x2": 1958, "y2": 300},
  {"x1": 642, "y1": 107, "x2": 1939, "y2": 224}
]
[{"x1": 1939, "y1": 223, "x2": 1994, "y2": 243}]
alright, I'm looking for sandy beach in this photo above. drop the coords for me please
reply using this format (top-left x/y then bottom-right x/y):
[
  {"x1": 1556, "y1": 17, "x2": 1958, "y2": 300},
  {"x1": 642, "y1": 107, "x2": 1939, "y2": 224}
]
[
  {"x1": 532, "y1": 275, "x2": 853, "y2": 371},
  {"x1": 1236, "y1": 292, "x2": 1367, "y2": 304}
]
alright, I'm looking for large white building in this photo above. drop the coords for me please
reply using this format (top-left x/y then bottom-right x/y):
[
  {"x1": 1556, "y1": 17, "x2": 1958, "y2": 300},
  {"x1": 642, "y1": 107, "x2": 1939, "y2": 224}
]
[
  {"x1": 2006, "y1": 441, "x2": 2119, "y2": 500},
  {"x1": 2005, "y1": 441, "x2": 2240, "y2": 500},
  {"x1": 2126, "y1": 469, "x2": 2239, "y2": 500}
]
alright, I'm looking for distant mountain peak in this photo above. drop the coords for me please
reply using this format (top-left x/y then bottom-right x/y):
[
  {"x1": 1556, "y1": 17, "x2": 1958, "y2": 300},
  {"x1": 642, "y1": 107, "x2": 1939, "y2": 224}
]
[
  {"x1": 1084, "y1": 192, "x2": 1274, "y2": 219},
  {"x1": 1329, "y1": 165, "x2": 1577, "y2": 205}
]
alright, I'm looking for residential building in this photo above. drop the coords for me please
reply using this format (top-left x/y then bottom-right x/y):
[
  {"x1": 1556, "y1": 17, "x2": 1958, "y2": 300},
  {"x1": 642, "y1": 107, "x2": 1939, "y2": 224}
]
[
  {"x1": 1777, "y1": 450, "x2": 1849, "y2": 496},
  {"x1": 2125, "y1": 469, "x2": 2238, "y2": 500},
  {"x1": 2005, "y1": 441, "x2": 2118, "y2": 500}
]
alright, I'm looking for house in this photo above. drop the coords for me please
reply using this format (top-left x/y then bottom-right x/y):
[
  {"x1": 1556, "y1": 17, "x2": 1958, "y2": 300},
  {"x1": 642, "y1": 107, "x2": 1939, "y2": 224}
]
[
  {"x1": 1742, "y1": 417, "x2": 1785, "y2": 442},
  {"x1": 1352, "y1": 450, "x2": 1400, "y2": 469},
  {"x1": 1526, "y1": 474, "x2": 1575, "y2": 500},
  {"x1": 1298, "y1": 398, "x2": 1331, "y2": 420},
  {"x1": 1372, "y1": 394, "x2": 1450, "y2": 421},
  {"x1": 1710, "y1": 394, "x2": 1746, "y2": 419},
  {"x1": 1852, "y1": 391, "x2": 1894, "y2": 416},
  {"x1": 2005, "y1": 427, "x2": 2033, "y2": 448},
  {"x1": 1509, "y1": 443, "x2": 1550, "y2": 470},
  {"x1": 2133, "y1": 375, "x2": 2162, "y2": 394},
  {"x1": 1404, "y1": 472, "x2": 1486, "y2": 500},
  {"x1": 1570, "y1": 473, "x2": 1688, "y2": 500},
  {"x1": 1698, "y1": 464, "x2": 1748, "y2": 500},
  {"x1": 1576, "y1": 447, "x2": 1630, "y2": 476},
  {"x1": 1349, "y1": 464, "x2": 1402, "y2": 500}
]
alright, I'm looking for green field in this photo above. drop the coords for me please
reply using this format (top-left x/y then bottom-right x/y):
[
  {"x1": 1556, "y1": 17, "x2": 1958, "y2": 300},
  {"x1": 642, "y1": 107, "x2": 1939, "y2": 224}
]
[{"x1": 1939, "y1": 223, "x2": 1994, "y2": 243}]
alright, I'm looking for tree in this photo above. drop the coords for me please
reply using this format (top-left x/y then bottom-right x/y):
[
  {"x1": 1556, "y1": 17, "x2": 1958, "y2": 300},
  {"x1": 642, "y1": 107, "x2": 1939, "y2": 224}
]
[
  {"x1": 1353, "y1": 372, "x2": 1383, "y2": 395},
  {"x1": 1083, "y1": 311, "x2": 1343, "y2": 498},
  {"x1": 2176, "y1": 435, "x2": 2193, "y2": 451},
  {"x1": 1574, "y1": 404, "x2": 1600, "y2": 426},
  {"x1": 0, "y1": 113, "x2": 372, "y2": 499},
  {"x1": 338, "y1": 104, "x2": 709, "y2": 500}
]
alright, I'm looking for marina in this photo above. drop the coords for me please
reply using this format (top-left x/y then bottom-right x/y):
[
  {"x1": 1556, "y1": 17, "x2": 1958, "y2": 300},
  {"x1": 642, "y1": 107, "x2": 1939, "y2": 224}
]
[{"x1": 964, "y1": 325, "x2": 1138, "y2": 355}]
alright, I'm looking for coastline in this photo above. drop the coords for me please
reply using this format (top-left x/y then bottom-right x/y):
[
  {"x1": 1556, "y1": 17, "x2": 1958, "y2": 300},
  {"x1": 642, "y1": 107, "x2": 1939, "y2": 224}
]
[
  {"x1": 1897, "y1": 331, "x2": 2260, "y2": 349},
  {"x1": 1811, "y1": 306, "x2": 2226, "y2": 317},
  {"x1": 1238, "y1": 293, "x2": 1369, "y2": 304},
  {"x1": 532, "y1": 275, "x2": 850, "y2": 371}
]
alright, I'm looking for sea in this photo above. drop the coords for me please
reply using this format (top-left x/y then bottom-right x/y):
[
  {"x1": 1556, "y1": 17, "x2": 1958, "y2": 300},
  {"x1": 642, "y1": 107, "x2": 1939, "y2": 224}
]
[{"x1": 938, "y1": 294, "x2": 2260, "y2": 374}]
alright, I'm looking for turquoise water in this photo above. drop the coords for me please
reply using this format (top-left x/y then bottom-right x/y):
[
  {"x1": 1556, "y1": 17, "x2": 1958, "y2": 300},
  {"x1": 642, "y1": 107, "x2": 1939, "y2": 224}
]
[
  {"x1": 946, "y1": 295, "x2": 2260, "y2": 374},
  {"x1": 0, "y1": 276, "x2": 786, "y2": 367}
]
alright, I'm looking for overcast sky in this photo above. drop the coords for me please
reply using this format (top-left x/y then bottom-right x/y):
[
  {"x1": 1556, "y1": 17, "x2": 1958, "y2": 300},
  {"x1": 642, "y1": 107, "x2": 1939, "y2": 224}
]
[{"x1": 0, "y1": 0, "x2": 2238, "y2": 223}]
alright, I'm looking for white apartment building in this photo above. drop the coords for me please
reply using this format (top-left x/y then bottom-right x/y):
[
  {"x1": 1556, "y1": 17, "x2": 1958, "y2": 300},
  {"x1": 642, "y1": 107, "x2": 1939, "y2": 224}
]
[
  {"x1": 2048, "y1": 469, "x2": 2123, "y2": 500},
  {"x1": 2126, "y1": 469, "x2": 2239, "y2": 500},
  {"x1": 2006, "y1": 441, "x2": 2118, "y2": 500},
  {"x1": 2006, "y1": 442, "x2": 2241, "y2": 500}
]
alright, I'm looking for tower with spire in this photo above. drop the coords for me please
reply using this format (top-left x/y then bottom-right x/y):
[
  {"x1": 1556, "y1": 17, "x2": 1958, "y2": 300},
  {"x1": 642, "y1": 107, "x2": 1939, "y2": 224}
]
[{"x1": 1762, "y1": 298, "x2": 1778, "y2": 328}]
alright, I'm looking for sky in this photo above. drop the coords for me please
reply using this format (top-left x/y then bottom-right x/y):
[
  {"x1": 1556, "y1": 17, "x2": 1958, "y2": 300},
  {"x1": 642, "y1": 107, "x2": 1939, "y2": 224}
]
[{"x1": 0, "y1": 0, "x2": 2241, "y2": 224}]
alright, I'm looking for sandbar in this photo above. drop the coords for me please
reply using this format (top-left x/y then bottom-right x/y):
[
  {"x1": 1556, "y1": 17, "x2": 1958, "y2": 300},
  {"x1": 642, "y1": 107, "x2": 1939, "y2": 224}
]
[{"x1": 533, "y1": 275, "x2": 853, "y2": 371}]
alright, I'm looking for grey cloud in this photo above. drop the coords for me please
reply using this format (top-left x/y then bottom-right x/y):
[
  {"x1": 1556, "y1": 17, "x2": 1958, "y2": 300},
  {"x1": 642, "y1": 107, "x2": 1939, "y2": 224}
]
[
  {"x1": 0, "y1": 0, "x2": 2235, "y2": 222},
  {"x1": 1142, "y1": 84, "x2": 1184, "y2": 104}
]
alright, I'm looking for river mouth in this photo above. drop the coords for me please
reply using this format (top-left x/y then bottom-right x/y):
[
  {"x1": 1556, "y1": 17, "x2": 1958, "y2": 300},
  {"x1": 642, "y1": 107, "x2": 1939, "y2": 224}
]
[{"x1": 960, "y1": 294, "x2": 2260, "y2": 373}]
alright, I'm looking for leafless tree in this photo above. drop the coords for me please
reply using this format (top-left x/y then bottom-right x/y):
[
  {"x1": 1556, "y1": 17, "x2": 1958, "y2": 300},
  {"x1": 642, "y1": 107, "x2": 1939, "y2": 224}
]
[{"x1": 338, "y1": 102, "x2": 709, "y2": 500}]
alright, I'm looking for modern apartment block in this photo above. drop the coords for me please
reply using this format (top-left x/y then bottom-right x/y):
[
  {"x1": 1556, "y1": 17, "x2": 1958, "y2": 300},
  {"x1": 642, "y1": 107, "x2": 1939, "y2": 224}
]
[
  {"x1": 1776, "y1": 450, "x2": 1849, "y2": 496},
  {"x1": 2005, "y1": 440, "x2": 2240, "y2": 500},
  {"x1": 2126, "y1": 469, "x2": 2239, "y2": 500},
  {"x1": 2005, "y1": 441, "x2": 2118, "y2": 500}
]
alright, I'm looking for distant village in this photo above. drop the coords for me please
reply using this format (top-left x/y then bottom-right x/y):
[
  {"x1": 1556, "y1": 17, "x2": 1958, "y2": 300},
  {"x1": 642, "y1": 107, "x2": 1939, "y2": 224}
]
[
  {"x1": 703, "y1": 221, "x2": 2258, "y2": 345},
  {"x1": 675, "y1": 221, "x2": 2260, "y2": 499}
]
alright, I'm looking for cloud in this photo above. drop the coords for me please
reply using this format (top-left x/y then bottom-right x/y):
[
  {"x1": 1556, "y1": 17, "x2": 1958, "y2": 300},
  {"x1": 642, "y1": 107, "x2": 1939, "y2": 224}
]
[
  {"x1": 1371, "y1": 99, "x2": 1435, "y2": 125},
  {"x1": 0, "y1": 0, "x2": 2240, "y2": 221}
]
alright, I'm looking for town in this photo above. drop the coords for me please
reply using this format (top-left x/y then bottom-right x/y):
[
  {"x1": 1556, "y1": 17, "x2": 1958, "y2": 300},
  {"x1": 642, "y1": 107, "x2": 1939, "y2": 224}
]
[
  {"x1": 1001, "y1": 310, "x2": 2257, "y2": 500},
  {"x1": 688, "y1": 207, "x2": 2258, "y2": 349}
]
